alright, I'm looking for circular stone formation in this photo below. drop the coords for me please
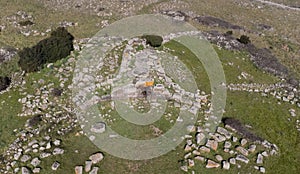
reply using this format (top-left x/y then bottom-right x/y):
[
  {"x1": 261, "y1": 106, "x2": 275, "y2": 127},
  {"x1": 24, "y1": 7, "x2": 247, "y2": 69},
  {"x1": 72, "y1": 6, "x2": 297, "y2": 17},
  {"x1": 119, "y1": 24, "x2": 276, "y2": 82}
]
[{"x1": 71, "y1": 14, "x2": 226, "y2": 160}]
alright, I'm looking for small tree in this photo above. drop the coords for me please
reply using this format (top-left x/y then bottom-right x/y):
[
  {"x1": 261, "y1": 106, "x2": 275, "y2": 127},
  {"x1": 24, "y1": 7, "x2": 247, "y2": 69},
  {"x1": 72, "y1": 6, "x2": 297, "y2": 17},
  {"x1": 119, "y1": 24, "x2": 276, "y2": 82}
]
[
  {"x1": 141, "y1": 35, "x2": 163, "y2": 47},
  {"x1": 18, "y1": 27, "x2": 74, "y2": 72},
  {"x1": 0, "y1": 76, "x2": 11, "y2": 91},
  {"x1": 237, "y1": 35, "x2": 251, "y2": 44},
  {"x1": 225, "y1": 30, "x2": 233, "y2": 36}
]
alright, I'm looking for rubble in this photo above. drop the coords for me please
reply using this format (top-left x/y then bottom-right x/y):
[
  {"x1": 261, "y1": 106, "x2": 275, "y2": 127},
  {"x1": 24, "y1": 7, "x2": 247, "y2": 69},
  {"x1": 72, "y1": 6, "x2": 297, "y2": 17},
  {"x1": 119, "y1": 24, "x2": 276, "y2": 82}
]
[{"x1": 206, "y1": 159, "x2": 220, "y2": 168}]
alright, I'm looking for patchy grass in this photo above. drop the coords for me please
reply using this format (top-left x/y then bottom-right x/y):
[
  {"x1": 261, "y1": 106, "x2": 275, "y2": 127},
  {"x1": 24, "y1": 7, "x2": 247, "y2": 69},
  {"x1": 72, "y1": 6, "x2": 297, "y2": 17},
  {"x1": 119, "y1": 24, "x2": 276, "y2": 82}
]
[
  {"x1": 35, "y1": 132, "x2": 103, "y2": 174},
  {"x1": 215, "y1": 46, "x2": 279, "y2": 84},
  {"x1": 0, "y1": 55, "x2": 20, "y2": 77},
  {"x1": 0, "y1": 89, "x2": 27, "y2": 154},
  {"x1": 163, "y1": 40, "x2": 211, "y2": 93},
  {"x1": 0, "y1": 0, "x2": 101, "y2": 49},
  {"x1": 225, "y1": 91, "x2": 300, "y2": 174},
  {"x1": 268, "y1": 0, "x2": 300, "y2": 7}
]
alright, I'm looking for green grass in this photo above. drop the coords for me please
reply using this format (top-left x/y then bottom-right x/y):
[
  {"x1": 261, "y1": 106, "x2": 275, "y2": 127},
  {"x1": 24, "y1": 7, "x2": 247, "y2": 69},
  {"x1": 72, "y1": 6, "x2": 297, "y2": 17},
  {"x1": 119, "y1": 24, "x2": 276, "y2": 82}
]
[
  {"x1": 35, "y1": 132, "x2": 103, "y2": 174},
  {"x1": 215, "y1": 47, "x2": 279, "y2": 84},
  {"x1": 0, "y1": 55, "x2": 20, "y2": 77},
  {"x1": 0, "y1": 88, "x2": 27, "y2": 154},
  {"x1": 0, "y1": 0, "x2": 101, "y2": 49},
  {"x1": 164, "y1": 40, "x2": 211, "y2": 93},
  {"x1": 0, "y1": 38, "x2": 296, "y2": 174},
  {"x1": 225, "y1": 91, "x2": 300, "y2": 174}
]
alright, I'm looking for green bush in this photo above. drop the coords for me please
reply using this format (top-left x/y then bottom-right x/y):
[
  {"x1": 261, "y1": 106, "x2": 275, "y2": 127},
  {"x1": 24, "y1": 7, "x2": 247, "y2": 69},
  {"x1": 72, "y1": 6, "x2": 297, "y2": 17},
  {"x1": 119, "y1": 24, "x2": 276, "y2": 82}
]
[
  {"x1": 18, "y1": 20, "x2": 34, "y2": 26},
  {"x1": 0, "y1": 76, "x2": 11, "y2": 91},
  {"x1": 141, "y1": 35, "x2": 163, "y2": 47},
  {"x1": 18, "y1": 27, "x2": 74, "y2": 72},
  {"x1": 225, "y1": 30, "x2": 233, "y2": 36},
  {"x1": 237, "y1": 35, "x2": 251, "y2": 44}
]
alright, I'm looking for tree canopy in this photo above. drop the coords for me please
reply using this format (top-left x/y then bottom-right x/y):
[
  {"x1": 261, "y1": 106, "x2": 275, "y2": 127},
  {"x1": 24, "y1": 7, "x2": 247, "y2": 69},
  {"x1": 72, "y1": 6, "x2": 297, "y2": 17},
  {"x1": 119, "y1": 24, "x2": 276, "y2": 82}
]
[{"x1": 18, "y1": 27, "x2": 74, "y2": 72}]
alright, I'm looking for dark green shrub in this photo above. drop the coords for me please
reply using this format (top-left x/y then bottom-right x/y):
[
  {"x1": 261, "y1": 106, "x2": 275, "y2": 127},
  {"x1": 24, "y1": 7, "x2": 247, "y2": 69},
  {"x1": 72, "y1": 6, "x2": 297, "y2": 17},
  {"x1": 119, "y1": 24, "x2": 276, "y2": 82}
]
[
  {"x1": 51, "y1": 88, "x2": 63, "y2": 96},
  {"x1": 225, "y1": 30, "x2": 233, "y2": 36},
  {"x1": 27, "y1": 114, "x2": 43, "y2": 127},
  {"x1": 0, "y1": 76, "x2": 11, "y2": 91},
  {"x1": 141, "y1": 35, "x2": 163, "y2": 47},
  {"x1": 237, "y1": 35, "x2": 251, "y2": 44},
  {"x1": 18, "y1": 20, "x2": 34, "y2": 26},
  {"x1": 18, "y1": 27, "x2": 74, "y2": 72}
]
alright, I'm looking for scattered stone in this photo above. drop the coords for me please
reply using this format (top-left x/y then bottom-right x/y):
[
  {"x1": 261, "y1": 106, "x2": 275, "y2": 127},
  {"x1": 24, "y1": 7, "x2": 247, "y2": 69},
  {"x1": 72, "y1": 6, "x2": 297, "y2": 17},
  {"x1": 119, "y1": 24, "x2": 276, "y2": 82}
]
[
  {"x1": 75, "y1": 166, "x2": 83, "y2": 174},
  {"x1": 184, "y1": 144, "x2": 192, "y2": 152},
  {"x1": 259, "y1": 166, "x2": 266, "y2": 173},
  {"x1": 180, "y1": 165, "x2": 188, "y2": 172},
  {"x1": 14, "y1": 152, "x2": 22, "y2": 160},
  {"x1": 213, "y1": 133, "x2": 226, "y2": 142},
  {"x1": 236, "y1": 146, "x2": 249, "y2": 156},
  {"x1": 241, "y1": 138, "x2": 248, "y2": 146},
  {"x1": 224, "y1": 141, "x2": 231, "y2": 148},
  {"x1": 186, "y1": 139, "x2": 193, "y2": 146},
  {"x1": 46, "y1": 142, "x2": 51, "y2": 149},
  {"x1": 85, "y1": 160, "x2": 92, "y2": 172},
  {"x1": 206, "y1": 159, "x2": 220, "y2": 168},
  {"x1": 188, "y1": 159, "x2": 195, "y2": 167},
  {"x1": 90, "y1": 122, "x2": 106, "y2": 133},
  {"x1": 236, "y1": 154, "x2": 249, "y2": 164},
  {"x1": 270, "y1": 149, "x2": 277, "y2": 155},
  {"x1": 89, "y1": 152, "x2": 104, "y2": 164},
  {"x1": 187, "y1": 125, "x2": 196, "y2": 132},
  {"x1": 199, "y1": 146, "x2": 210, "y2": 153},
  {"x1": 89, "y1": 167, "x2": 99, "y2": 174},
  {"x1": 289, "y1": 109, "x2": 296, "y2": 117},
  {"x1": 21, "y1": 167, "x2": 31, "y2": 174},
  {"x1": 229, "y1": 158, "x2": 236, "y2": 165},
  {"x1": 32, "y1": 144, "x2": 39, "y2": 149},
  {"x1": 20, "y1": 154, "x2": 31, "y2": 162},
  {"x1": 192, "y1": 150, "x2": 201, "y2": 155},
  {"x1": 224, "y1": 148, "x2": 230, "y2": 153},
  {"x1": 32, "y1": 167, "x2": 41, "y2": 173},
  {"x1": 196, "y1": 132, "x2": 205, "y2": 144},
  {"x1": 40, "y1": 152, "x2": 51, "y2": 158},
  {"x1": 248, "y1": 144, "x2": 256, "y2": 153},
  {"x1": 39, "y1": 146, "x2": 45, "y2": 151},
  {"x1": 206, "y1": 139, "x2": 218, "y2": 151},
  {"x1": 28, "y1": 140, "x2": 38, "y2": 147},
  {"x1": 262, "y1": 151, "x2": 268, "y2": 157},
  {"x1": 215, "y1": 154, "x2": 223, "y2": 161},
  {"x1": 217, "y1": 127, "x2": 232, "y2": 139},
  {"x1": 256, "y1": 153, "x2": 263, "y2": 164},
  {"x1": 31, "y1": 157, "x2": 41, "y2": 167},
  {"x1": 184, "y1": 152, "x2": 192, "y2": 159},
  {"x1": 53, "y1": 148, "x2": 64, "y2": 155},
  {"x1": 44, "y1": 135, "x2": 51, "y2": 141},
  {"x1": 51, "y1": 161, "x2": 60, "y2": 170},
  {"x1": 222, "y1": 161, "x2": 230, "y2": 170},
  {"x1": 232, "y1": 136, "x2": 238, "y2": 142},
  {"x1": 53, "y1": 139, "x2": 61, "y2": 146},
  {"x1": 194, "y1": 156, "x2": 205, "y2": 162}
]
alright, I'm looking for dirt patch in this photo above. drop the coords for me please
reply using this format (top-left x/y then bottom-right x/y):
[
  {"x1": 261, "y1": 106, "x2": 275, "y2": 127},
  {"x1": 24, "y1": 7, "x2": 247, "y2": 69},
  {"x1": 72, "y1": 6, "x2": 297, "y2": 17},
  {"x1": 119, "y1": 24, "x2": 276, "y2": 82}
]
[
  {"x1": 222, "y1": 117, "x2": 264, "y2": 142},
  {"x1": 193, "y1": 16, "x2": 244, "y2": 30},
  {"x1": 203, "y1": 30, "x2": 290, "y2": 79}
]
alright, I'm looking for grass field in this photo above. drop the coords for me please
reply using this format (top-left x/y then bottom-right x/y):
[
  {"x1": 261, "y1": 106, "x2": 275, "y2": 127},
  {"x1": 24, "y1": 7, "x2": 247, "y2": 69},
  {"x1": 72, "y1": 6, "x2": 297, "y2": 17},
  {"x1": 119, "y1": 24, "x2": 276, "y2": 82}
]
[
  {"x1": 0, "y1": 88, "x2": 27, "y2": 154},
  {"x1": 0, "y1": 0, "x2": 299, "y2": 173},
  {"x1": 1, "y1": 38, "x2": 298, "y2": 173}
]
